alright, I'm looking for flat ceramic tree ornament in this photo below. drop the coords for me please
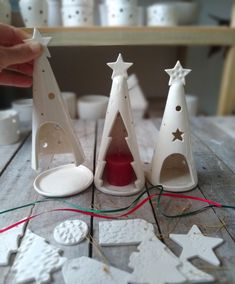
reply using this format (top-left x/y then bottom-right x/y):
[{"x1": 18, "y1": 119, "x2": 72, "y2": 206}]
[
  {"x1": 94, "y1": 54, "x2": 145, "y2": 196},
  {"x1": 148, "y1": 60, "x2": 198, "y2": 192},
  {"x1": 30, "y1": 29, "x2": 93, "y2": 197},
  {"x1": 170, "y1": 225, "x2": 224, "y2": 266}
]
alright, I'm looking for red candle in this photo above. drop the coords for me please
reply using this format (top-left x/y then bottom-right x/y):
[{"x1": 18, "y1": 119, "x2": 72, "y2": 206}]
[{"x1": 106, "y1": 153, "x2": 135, "y2": 186}]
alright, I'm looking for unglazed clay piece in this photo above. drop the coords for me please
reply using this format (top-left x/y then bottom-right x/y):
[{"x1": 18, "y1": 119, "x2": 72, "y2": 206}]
[
  {"x1": 0, "y1": 222, "x2": 25, "y2": 266},
  {"x1": 34, "y1": 164, "x2": 93, "y2": 197},
  {"x1": 53, "y1": 219, "x2": 88, "y2": 246},
  {"x1": 62, "y1": 257, "x2": 131, "y2": 284},
  {"x1": 12, "y1": 230, "x2": 67, "y2": 283},
  {"x1": 170, "y1": 225, "x2": 224, "y2": 266},
  {"x1": 128, "y1": 236, "x2": 186, "y2": 284},
  {"x1": 99, "y1": 219, "x2": 155, "y2": 246}
]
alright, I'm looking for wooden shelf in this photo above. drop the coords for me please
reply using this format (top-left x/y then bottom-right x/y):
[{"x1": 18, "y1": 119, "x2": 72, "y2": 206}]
[{"x1": 24, "y1": 26, "x2": 235, "y2": 47}]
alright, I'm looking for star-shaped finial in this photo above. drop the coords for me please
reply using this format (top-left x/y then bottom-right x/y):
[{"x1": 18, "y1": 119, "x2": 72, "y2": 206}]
[
  {"x1": 27, "y1": 29, "x2": 51, "y2": 58},
  {"x1": 107, "y1": 54, "x2": 133, "y2": 79},
  {"x1": 172, "y1": 128, "x2": 184, "y2": 141},
  {"x1": 170, "y1": 225, "x2": 223, "y2": 266},
  {"x1": 165, "y1": 61, "x2": 191, "y2": 86}
]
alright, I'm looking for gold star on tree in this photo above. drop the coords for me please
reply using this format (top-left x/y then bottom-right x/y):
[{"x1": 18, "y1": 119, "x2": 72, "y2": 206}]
[{"x1": 172, "y1": 128, "x2": 184, "y2": 141}]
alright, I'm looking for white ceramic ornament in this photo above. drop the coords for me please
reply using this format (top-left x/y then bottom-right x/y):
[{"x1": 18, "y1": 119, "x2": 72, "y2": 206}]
[
  {"x1": 129, "y1": 236, "x2": 186, "y2": 284},
  {"x1": 94, "y1": 54, "x2": 145, "y2": 196},
  {"x1": 62, "y1": 257, "x2": 131, "y2": 284},
  {"x1": 53, "y1": 219, "x2": 88, "y2": 245},
  {"x1": 0, "y1": 109, "x2": 21, "y2": 145},
  {"x1": 99, "y1": 219, "x2": 155, "y2": 246},
  {"x1": 148, "y1": 61, "x2": 198, "y2": 192},
  {"x1": 170, "y1": 225, "x2": 224, "y2": 266},
  {"x1": 29, "y1": 29, "x2": 85, "y2": 171},
  {"x1": 0, "y1": 221, "x2": 25, "y2": 266},
  {"x1": 12, "y1": 230, "x2": 67, "y2": 284}
]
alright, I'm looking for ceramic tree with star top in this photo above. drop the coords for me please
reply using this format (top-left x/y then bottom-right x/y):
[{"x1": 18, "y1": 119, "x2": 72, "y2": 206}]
[
  {"x1": 148, "y1": 61, "x2": 198, "y2": 192},
  {"x1": 94, "y1": 54, "x2": 145, "y2": 196}
]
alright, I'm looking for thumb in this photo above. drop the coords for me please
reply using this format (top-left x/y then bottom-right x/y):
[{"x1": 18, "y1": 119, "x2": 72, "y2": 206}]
[{"x1": 0, "y1": 42, "x2": 42, "y2": 70}]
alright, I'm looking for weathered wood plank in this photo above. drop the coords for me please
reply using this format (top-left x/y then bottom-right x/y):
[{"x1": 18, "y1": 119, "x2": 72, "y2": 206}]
[
  {"x1": 2, "y1": 121, "x2": 95, "y2": 284},
  {"x1": 0, "y1": 133, "x2": 29, "y2": 175},
  {"x1": 92, "y1": 120, "x2": 159, "y2": 272},
  {"x1": 207, "y1": 116, "x2": 235, "y2": 140},
  {"x1": 152, "y1": 119, "x2": 235, "y2": 283}
]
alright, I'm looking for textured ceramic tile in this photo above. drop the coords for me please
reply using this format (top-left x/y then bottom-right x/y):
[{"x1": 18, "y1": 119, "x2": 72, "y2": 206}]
[
  {"x1": 0, "y1": 222, "x2": 25, "y2": 266},
  {"x1": 99, "y1": 219, "x2": 155, "y2": 246},
  {"x1": 53, "y1": 219, "x2": 88, "y2": 246},
  {"x1": 128, "y1": 236, "x2": 186, "y2": 284},
  {"x1": 12, "y1": 230, "x2": 67, "y2": 283},
  {"x1": 170, "y1": 225, "x2": 223, "y2": 266},
  {"x1": 62, "y1": 257, "x2": 131, "y2": 284}
]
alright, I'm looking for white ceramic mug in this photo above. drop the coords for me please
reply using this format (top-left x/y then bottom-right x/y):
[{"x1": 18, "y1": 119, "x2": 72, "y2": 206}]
[
  {"x1": 147, "y1": 3, "x2": 177, "y2": 26},
  {"x1": 77, "y1": 95, "x2": 109, "y2": 120},
  {"x1": 0, "y1": 109, "x2": 21, "y2": 145},
  {"x1": 19, "y1": 0, "x2": 48, "y2": 27},
  {"x1": 61, "y1": 92, "x2": 77, "y2": 119},
  {"x1": 12, "y1": 98, "x2": 33, "y2": 130}
]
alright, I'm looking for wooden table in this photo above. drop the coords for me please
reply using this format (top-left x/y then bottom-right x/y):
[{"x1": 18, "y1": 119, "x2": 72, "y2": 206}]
[{"x1": 0, "y1": 117, "x2": 235, "y2": 284}]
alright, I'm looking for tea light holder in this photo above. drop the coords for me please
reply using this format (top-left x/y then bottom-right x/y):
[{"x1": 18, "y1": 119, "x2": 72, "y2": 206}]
[
  {"x1": 94, "y1": 54, "x2": 145, "y2": 196},
  {"x1": 61, "y1": 92, "x2": 77, "y2": 119},
  {"x1": 19, "y1": 0, "x2": 48, "y2": 27},
  {"x1": 106, "y1": 3, "x2": 138, "y2": 26},
  {"x1": 47, "y1": 0, "x2": 62, "y2": 26},
  {"x1": 0, "y1": 0, "x2": 11, "y2": 24},
  {"x1": 148, "y1": 61, "x2": 198, "y2": 192},
  {"x1": 0, "y1": 109, "x2": 20, "y2": 146},
  {"x1": 12, "y1": 98, "x2": 33, "y2": 131},
  {"x1": 61, "y1": 5, "x2": 94, "y2": 26},
  {"x1": 147, "y1": 3, "x2": 177, "y2": 26},
  {"x1": 30, "y1": 29, "x2": 93, "y2": 197}
]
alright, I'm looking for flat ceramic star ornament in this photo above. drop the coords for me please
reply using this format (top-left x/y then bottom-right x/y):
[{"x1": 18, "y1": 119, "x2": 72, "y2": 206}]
[
  {"x1": 165, "y1": 61, "x2": 191, "y2": 85},
  {"x1": 170, "y1": 225, "x2": 224, "y2": 266},
  {"x1": 107, "y1": 53, "x2": 133, "y2": 79},
  {"x1": 26, "y1": 28, "x2": 51, "y2": 58}
]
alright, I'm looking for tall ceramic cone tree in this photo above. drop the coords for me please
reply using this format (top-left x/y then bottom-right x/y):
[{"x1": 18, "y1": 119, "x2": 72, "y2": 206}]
[
  {"x1": 94, "y1": 54, "x2": 145, "y2": 196},
  {"x1": 29, "y1": 29, "x2": 85, "y2": 170},
  {"x1": 148, "y1": 61, "x2": 198, "y2": 192}
]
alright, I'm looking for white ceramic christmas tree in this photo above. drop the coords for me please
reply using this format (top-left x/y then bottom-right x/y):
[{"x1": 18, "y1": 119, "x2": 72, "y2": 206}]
[
  {"x1": 30, "y1": 29, "x2": 93, "y2": 197},
  {"x1": 94, "y1": 54, "x2": 145, "y2": 196},
  {"x1": 30, "y1": 29, "x2": 85, "y2": 170},
  {"x1": 148, "y1": 61, "x2": 198, "y2": 192}
]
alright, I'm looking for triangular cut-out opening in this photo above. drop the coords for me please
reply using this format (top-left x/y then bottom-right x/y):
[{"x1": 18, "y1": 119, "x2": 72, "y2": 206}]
[
  {"x1": 160, "y1": 154, "x2": 192, "y2": 188},
  {"x1": 103, "y1": 113, "x2": 136, "y2": 186},
  {"x1": 37, "y1": 122, "x2": 74, "y2": 169}
]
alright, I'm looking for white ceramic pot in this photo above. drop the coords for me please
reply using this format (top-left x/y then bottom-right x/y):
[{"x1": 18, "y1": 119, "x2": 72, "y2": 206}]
[
  {"x1": 61, "y1": 0, "x2": 94, "y2": 7},
  {"x1": 12, "y1": 98, "x2": 33, "y2": 130},
  {"x1": 0, "y1": 0, "x2": 11, "y2": 24},
  {"x1": 62, "y1": 6, "x2": 94, "y2": 26},
  {"x1": 0, "y1": 109, "x2": 20, "y2": 145},
  {"x1": 61, "y1": 92, "x2": 77, "y2": 119},
  {"x1": 106, "y1": 4, "x2": 138, "y2": 26},
  {"x1": 19, "y1": 0, "x2": 48, "y2": 27},
  {"x1": 47, "y1": 0, "x2": 62, "y2": 26},
  {"x1": 77, "y1": 95, "x2": 109, "y2": 120},
  {"x1": 147, "y1": 3, "x2": 178, "y2": 26}
]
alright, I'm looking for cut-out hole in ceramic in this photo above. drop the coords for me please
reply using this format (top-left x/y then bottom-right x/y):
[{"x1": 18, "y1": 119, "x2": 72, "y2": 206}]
[
  {"x1": 53, "y1": 219, "x2": 88, "y2": 246},
  {"x1": 34, "y1": 164, "x2": 93, "y2": 197}
]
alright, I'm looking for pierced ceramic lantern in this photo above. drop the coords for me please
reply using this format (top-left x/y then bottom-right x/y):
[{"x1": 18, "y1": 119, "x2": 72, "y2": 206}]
[
  {"x1": 0, "y1": 0, "x2": 11, "y2": 24},
  {"x1": 147, "y1": 3, "x2": 177, "y2": 26}
]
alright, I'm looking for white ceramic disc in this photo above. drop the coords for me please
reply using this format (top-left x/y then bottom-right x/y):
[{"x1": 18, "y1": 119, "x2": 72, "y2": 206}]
[
  {"x1": 34, "y1": 164, "x2": 93, "y2": 197},
  {"x1": 53, "y1": 219, "x2": 88, "y2": 246}
]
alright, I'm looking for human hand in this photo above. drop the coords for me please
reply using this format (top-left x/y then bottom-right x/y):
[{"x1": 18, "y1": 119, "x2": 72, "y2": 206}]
[{"x1": 0, "y1": 24, "x2": 43, "y2": 88}]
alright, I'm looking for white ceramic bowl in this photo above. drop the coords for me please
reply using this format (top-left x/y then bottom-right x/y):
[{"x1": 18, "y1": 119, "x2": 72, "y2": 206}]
[
  {"x1": 77, "y1": 95, "x2": 109, "y2": 120},
  {"x1": 0, "y1": 109, "x2": 21, "y2": 145}
]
